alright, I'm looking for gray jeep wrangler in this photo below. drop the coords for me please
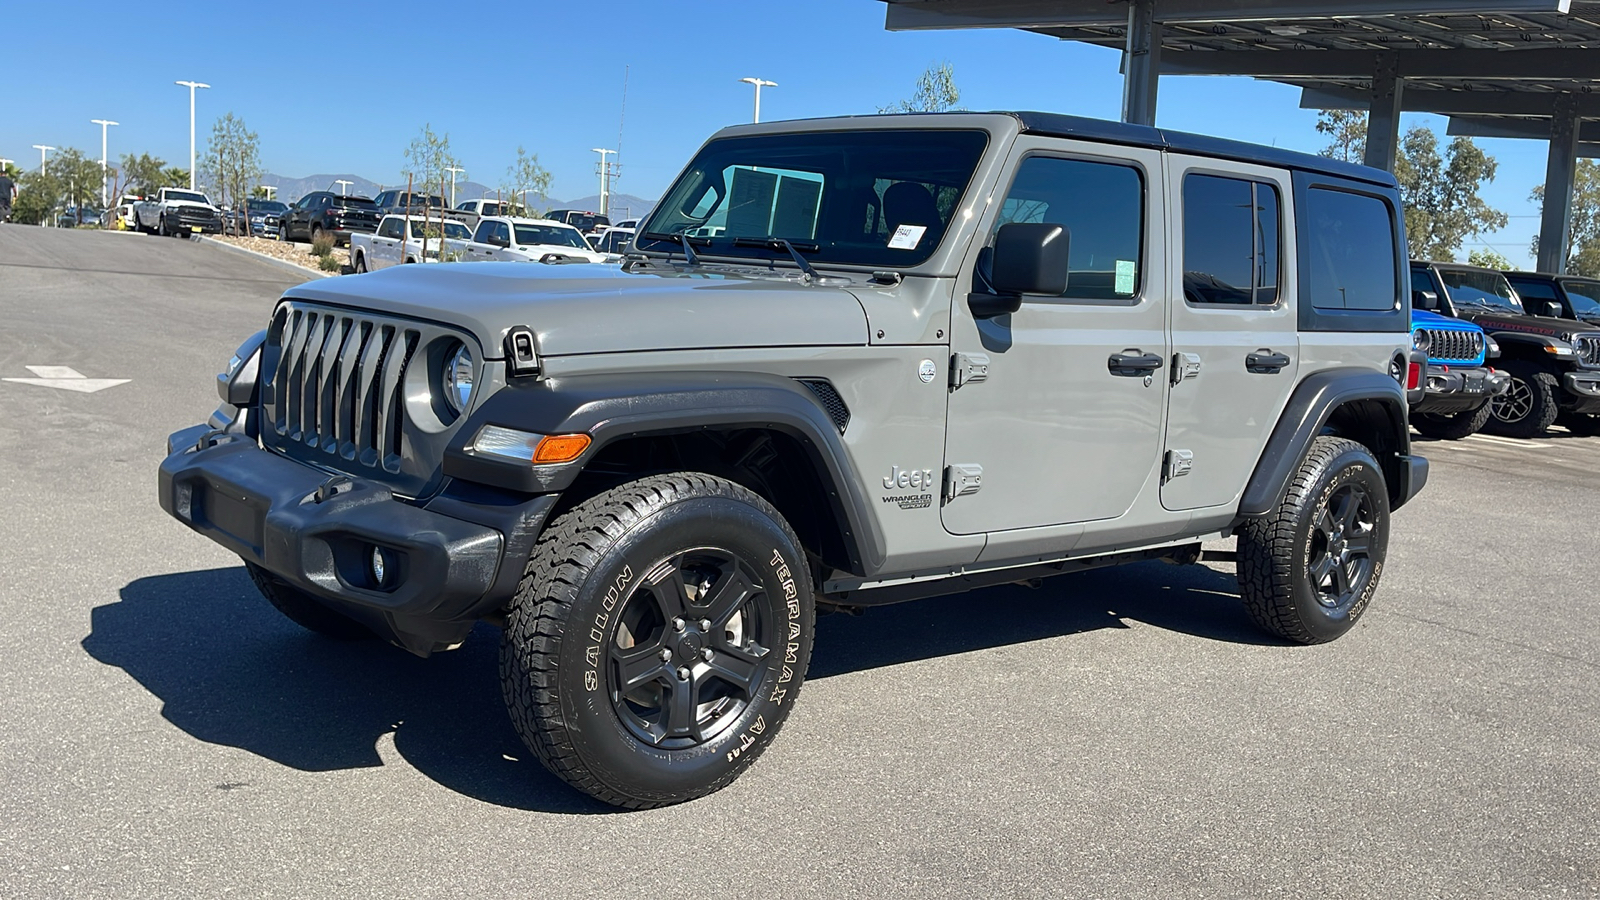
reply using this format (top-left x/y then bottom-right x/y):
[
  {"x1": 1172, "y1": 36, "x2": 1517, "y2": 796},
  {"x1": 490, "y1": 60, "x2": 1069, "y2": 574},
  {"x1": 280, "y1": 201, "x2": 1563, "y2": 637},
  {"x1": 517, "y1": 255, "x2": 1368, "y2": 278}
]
[{"x1": 159, "y1": 112, "x2": 1427, "y2": 808}]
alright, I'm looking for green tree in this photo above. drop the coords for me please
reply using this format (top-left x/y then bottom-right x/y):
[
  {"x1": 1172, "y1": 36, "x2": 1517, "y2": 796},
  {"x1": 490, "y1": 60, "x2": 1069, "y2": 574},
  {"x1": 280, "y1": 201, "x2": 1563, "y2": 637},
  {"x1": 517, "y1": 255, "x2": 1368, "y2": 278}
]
[
  {"x1": 203, "y1": 112, "x2": 263, "y2": 213},
  {"x1": 402, "y1": 123, "x2": 461, "y2": 206},
  {"x1": 499, "y1": 145, "x2": 553, "y2": 214},
  {"x1": 161, "y1": 166, "x2": 191, "y2": 191},
  {"x1": 12, "y1": 169, "x2": 59, "y2": 224},
  {"x1": 1531, "y1": 160, "x2": 1600, "y2": 277},
  {"x1": 119, "y1": 152, "x2": 169, "y2": 197},
  {"x1": 879, "y1": 62, "x2": 962, "y2": 114},
  {"x1": 1467, "y1": 248, "x2": 1513, "y2": 270},
  {"x1": 1315, "y1": 111, "x2": 1507, "y2": 261},
  {"x1": 1, "y1": 160, "x2": 19, "y2": 180}
]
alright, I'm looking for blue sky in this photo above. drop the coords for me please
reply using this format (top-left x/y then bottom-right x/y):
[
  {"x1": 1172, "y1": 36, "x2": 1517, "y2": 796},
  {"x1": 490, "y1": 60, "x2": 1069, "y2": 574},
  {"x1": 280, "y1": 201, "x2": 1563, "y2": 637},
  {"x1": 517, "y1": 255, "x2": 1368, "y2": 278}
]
[{"x1": 1, "y1": 0, "x2": 1547, "y2": 263}]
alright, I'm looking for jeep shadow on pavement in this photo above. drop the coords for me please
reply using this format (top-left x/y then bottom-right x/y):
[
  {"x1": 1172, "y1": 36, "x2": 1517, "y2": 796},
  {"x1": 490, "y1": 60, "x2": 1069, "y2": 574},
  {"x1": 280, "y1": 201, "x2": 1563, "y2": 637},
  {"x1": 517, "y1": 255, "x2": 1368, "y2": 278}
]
[
  {"x1": 157, "y1": 111, "x2": 1427, "y2": 809},
  {"x1": 1412, "y1": 260, "x2": 1600, "y2": 437}
]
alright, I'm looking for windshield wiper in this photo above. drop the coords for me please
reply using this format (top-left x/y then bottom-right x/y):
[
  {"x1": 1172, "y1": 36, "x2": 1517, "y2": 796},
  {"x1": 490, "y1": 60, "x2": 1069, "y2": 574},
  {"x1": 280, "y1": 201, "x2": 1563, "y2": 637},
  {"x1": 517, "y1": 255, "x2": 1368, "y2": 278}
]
[
  {"x1": 639, "y1": 231, "x2": 709, "y2": 266},
  {"x1": 730, "y1": 237, "x2": 822, "y2": 281}
]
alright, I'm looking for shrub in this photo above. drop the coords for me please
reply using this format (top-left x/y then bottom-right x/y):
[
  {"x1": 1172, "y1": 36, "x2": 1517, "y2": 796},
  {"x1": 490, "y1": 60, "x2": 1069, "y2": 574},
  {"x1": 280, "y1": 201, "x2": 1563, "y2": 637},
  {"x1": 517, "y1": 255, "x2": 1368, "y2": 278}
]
[
  {"x1": 310, "y1": 232, "x2": 335, "y2": 258},
  {"x1": 317, "y1": 254, "x2": 342, "y2": 272}
]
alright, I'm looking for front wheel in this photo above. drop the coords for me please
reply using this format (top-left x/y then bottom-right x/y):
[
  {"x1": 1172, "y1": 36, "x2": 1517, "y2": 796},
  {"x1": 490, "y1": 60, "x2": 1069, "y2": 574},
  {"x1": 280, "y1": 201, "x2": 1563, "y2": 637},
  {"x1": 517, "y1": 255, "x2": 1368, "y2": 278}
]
[
  {"x1": 1237, "y1": 436, "x2": 1391, "y2": 644},
  {"x1": 500, "y1": 473, "x2": 814, "y2": 808},
  {"x1": 1411, "y1": 402, "x2": 1493, "y2": 440},
  {"x1": 1485, "y1": 361, "x2": 1558, "y2": 438}
]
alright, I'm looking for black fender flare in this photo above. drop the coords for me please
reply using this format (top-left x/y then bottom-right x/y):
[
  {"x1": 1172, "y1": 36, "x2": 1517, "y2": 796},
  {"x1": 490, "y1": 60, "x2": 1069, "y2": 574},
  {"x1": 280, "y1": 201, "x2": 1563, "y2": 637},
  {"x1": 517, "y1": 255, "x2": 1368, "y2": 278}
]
[
  {"x1": 443, "y1": 371, "x2": 885, "y2": 575},
  {"x1": 1239, "y1": 367, "x2": 1419, "y2": 518}
]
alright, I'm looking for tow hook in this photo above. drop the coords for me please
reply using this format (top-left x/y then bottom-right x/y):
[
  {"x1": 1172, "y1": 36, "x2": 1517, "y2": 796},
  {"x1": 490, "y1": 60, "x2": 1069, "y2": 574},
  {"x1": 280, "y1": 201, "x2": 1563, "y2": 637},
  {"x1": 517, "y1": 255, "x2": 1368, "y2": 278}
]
[{"x1": 312, "y1": 475, "x2": 354, "y2": 504}]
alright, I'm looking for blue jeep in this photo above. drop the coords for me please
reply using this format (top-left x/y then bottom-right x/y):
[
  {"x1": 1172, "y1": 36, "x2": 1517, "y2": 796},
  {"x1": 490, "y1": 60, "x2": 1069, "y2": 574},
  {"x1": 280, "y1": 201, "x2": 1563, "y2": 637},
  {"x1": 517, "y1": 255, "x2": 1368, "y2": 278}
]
[{"x1": 1408, "y1": 308, "x2": 1509, "y2": 439}]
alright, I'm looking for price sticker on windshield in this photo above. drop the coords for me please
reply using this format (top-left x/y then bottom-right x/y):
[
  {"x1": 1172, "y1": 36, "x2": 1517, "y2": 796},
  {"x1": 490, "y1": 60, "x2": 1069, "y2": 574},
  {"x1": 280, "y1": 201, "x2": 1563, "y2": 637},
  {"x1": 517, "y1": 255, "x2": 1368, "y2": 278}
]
[{"x1": 888, "y1": 224, "x2": 927, "y2": 251}]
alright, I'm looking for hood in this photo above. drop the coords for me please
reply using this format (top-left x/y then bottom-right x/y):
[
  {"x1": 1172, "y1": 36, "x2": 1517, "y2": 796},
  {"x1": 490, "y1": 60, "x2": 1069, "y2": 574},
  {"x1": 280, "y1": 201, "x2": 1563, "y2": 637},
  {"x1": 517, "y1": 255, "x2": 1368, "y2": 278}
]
[
  {"x1": 1464, "y1": 310, "x2": 1597, "y2": 343},
  {"x1": 281, "y1": 262, "x2": 871, "y2": 358},
  {"x1": 1412, "y1": 309, "x2": 1479, "y2": 332}
]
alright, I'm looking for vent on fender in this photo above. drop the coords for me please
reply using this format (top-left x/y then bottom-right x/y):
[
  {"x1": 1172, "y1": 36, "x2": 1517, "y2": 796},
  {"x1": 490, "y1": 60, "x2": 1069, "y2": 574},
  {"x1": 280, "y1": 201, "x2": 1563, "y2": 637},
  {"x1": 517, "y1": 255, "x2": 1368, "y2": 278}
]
[{"x1": 794, "y1": 378, "x2": 850, "y2": 434}]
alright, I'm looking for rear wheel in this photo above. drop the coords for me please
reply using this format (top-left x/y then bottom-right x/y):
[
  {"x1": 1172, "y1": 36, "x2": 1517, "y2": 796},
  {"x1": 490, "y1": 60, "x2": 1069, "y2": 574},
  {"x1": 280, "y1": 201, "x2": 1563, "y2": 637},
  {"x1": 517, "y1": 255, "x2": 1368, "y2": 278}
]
[
  {"x1": 1237, "y1": 436, "x2": 1390, "y2": 644},
  {"x1": 244, "y1": 561, "x2": 372, "y2": 640},
  {"x1": 311, "y1": 224, "x2": 325, "y2": 244},
  {"x1": 1411, "y1": 402, "x2": 1493, "y2": 440},
  {"x1": 1485, "y1": 361, "x2": 1558, "y2": 438},
  {"x1": 353, "y1": 252, "x2": 367, "y2": 273},
  {"x1": 501, "y1": 473, "x2": 814, "y2": 808}
]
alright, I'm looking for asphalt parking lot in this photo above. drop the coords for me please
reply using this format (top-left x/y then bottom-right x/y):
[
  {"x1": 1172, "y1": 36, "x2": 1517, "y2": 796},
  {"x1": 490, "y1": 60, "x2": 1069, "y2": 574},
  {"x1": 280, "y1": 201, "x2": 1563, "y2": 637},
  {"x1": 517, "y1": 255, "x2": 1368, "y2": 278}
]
[{"x1": 2, "y1": 225, "x2": 1597, "y2": 899}]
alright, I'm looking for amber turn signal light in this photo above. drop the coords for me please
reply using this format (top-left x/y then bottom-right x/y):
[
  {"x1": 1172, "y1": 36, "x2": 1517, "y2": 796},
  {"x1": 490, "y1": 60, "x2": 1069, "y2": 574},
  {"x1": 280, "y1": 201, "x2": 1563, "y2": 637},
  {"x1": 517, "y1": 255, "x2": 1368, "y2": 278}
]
[{"x1": 533, "y1": 434, "x2": 591, "y2": 464}]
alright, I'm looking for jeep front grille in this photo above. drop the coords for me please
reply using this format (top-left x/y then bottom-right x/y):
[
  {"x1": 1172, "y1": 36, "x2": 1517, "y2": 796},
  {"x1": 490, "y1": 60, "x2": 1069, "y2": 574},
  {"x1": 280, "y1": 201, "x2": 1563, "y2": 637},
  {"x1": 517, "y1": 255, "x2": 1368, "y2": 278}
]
[
  {"x1": 260, "y1": 301, "x2": 475, "y2": 497},
  {"x1": 1419, "y1": 328, "x2": 1483, "y2": 364},
  {"x1": 1576, "y1": 334, "x2": 1600, "y2": 368}
]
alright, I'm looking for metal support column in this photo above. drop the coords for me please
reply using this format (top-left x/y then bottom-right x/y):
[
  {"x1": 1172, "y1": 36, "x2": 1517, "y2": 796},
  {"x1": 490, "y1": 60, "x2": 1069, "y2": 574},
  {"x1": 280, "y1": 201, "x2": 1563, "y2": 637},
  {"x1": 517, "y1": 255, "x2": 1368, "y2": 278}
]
[
  {"x1": 1122, "y1": 0, "x2": 1160, "y2": 127},
  {"x1": 1538, "y1": 94, "x2": 1581, "y2": 274},
  {"x1": 1364, "y1": 53, "x2": 1404, "y2": 171}
]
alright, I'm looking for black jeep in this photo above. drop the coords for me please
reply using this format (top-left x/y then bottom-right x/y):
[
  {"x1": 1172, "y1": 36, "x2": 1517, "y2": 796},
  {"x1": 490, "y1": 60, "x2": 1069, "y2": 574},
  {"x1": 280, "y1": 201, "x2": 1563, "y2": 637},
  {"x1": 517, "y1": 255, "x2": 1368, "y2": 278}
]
[{"x1": 1411, "y1": 261, "x2": 1600, "y2": 437}]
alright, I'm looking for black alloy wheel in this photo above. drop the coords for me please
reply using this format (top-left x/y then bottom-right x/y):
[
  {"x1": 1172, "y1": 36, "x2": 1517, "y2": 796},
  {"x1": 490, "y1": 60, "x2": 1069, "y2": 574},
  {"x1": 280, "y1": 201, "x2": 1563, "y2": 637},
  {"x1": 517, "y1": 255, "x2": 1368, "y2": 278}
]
[
  {"x1": 608, "y1": 549, "x2": 774, "y2": 749},
  {"x1": 1305, "y1": 483, "x2": 1379, "y2": 615}
]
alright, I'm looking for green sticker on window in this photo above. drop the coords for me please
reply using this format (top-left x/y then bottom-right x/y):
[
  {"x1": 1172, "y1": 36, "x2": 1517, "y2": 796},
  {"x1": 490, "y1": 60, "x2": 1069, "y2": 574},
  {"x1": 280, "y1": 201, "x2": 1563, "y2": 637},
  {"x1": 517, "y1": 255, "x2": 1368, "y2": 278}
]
[{"x1": 1114, "y1": 259, "x2": 1137, "y2": 295}]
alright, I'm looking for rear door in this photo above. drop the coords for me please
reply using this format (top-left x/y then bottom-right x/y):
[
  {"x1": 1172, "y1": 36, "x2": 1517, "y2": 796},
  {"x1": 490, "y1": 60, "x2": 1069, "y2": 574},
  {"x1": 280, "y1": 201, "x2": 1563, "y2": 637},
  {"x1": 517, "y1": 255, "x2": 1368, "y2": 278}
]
[
  {"x1": 942, "y1": 139, "x2": 1169, "y2": 534},
  {"x1": 1162, "y1": 159, "x2": 1299, "y2": 511}
]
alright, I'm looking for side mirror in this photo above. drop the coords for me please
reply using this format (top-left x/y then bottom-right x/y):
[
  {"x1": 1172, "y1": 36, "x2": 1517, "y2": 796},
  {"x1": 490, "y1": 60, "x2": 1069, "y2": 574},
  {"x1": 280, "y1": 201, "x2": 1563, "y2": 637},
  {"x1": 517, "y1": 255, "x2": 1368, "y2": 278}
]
[
  {"x1": 491, "y1": 235, "x2": 511, "y2": 248},
  {"x1": 1412, "y1": 289, "x2": 1439, "y2": 311},
  {"x1": 970, "y1": 222, "x2": 1070, "y2": 319}
]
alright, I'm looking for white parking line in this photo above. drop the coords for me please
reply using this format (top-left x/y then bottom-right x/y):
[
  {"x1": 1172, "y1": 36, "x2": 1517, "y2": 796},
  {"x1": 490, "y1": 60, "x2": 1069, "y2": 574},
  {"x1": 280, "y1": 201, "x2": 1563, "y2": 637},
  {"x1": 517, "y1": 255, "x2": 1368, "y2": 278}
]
[{"x1": 1464, "y1": 433, "x2": 1550, "y2": 450}]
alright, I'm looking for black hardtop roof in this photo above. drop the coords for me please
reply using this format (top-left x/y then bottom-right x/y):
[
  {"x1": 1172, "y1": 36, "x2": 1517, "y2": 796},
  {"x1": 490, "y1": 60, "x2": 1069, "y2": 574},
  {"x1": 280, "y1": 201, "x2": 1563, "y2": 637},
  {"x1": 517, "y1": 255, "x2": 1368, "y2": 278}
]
[
  {"x1": 1011, "y1": 111, "x2": 1395, "y2": 188},
  {"x1": 1507, "y1": 270, "x2": 1600, "y2": 284}
]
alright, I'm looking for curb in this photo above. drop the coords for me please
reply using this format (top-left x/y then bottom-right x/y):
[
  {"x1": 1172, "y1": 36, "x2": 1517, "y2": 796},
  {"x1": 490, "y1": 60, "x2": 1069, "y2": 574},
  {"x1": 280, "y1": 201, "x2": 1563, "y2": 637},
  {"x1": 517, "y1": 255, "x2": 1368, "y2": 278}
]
[{"x1": 194, "y1": 235, "x2": 331, "y2": 280}]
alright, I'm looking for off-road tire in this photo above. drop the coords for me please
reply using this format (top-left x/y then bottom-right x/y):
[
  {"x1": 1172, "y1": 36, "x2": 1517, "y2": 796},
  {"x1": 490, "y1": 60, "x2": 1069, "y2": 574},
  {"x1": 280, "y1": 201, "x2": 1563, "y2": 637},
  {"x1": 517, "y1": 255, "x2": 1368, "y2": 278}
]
[
  {"x1": 1485, "y1": 360, "x2": 1559, "y2": 438},
  {"x1": 244, "y1": 560, "x2": 373, "y2": 640},
  {"x1": 1237, "y1": 436, "x2": 1390, "y2": 645},
  {"x1": 500, "y1": 473, "x2": 815, "y2": 809},
  {"x1": 1411, "y1": 402, "x2": 1493, "y2": 441}
]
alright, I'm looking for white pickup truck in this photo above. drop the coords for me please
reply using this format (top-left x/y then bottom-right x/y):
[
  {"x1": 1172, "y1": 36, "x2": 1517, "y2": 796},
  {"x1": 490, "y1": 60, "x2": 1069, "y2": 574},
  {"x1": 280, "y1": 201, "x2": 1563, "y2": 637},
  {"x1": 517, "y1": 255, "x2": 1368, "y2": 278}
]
[
  {"x1": 349, "y1": 214, "x2": 475, "y2": 272},
  {"x1": 132, "y1": 187, "x2": 224, "y2": 236},
  {"x1": 459, "y1": 216, "x2": 609, "y2": 263}
]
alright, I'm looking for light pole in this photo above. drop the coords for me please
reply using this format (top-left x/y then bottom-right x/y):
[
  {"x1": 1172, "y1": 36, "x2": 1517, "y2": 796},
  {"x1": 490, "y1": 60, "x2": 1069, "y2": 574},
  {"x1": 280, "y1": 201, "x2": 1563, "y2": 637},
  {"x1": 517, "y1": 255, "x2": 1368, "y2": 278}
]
[
  {"x1": 91, "y1": 119, "x2": 118, "y2": 206},
  {"x1": 591, "y1": 148, "x2": 616, "y2": 217},
  {"x1": 175, "y1": 80, "x2": 209, "y2": 189},
  {"x1": 444, "y1": 166, "x2": 466, "y2": 207},
  {"x1": 33, "y1": 145, "x2": 55, "y2": 170},
  {"x1": 739, "y1": 77, "x2": 777, "y2": 123},
  {"x1": 259, "y1": 184, "x2": 276, "y2": 200},
  {"x1": 333, "y1": 179, "x2": 353, "y2": 196}
]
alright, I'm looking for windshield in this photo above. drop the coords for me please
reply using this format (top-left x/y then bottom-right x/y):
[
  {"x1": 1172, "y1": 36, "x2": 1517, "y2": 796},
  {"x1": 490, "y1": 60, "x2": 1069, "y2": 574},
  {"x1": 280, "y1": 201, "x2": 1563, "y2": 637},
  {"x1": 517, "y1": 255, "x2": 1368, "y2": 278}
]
[
  {"x1": 334, "y1": 197, "x2": 378, "y2": 209},
  {"x1": 1440, "y1": 269, "x2": 1523, "y2": 314},
  {"x1": 1562, "y1": 281, "x2": 1600, "y2": 319},
  {"x1": 167, "y1": 190, "x2": 209, "y2": 204},
  {"x1": 514, "y1": 224, "x2": 589, "y2": 249},
  {"x1": 409, "y1": 219, "x2": 472, "y2": 240},
  {"x1": 639, "y1": 129, "x2": 989, "y2": 268},
  {"x1": 248, "y1": 200, "x2": 287, "y2": 213}
]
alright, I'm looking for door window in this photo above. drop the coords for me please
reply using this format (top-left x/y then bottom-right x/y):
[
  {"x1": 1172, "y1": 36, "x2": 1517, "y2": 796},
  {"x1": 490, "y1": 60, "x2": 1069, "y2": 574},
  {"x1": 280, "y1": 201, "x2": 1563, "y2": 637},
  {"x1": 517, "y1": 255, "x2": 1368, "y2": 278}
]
[
  {"x1": 1181, "y1": 174, "x2": 1280, "y2": 305},
  {"x1": 991, "y1": 156, "x2": 1144, "y2": 301},
  {"x1": 472, "y1": 221, "x2": 494, "y2": 243},
  {"x1": 378, "y1": 218, "x2": 403, "y2": 239},
  {"x1": 1304, "y1": 188, "x2": 1398, "y2": 311},
  {"x1": 491, "y1": 221, "x2": 511, "y2": 245}
]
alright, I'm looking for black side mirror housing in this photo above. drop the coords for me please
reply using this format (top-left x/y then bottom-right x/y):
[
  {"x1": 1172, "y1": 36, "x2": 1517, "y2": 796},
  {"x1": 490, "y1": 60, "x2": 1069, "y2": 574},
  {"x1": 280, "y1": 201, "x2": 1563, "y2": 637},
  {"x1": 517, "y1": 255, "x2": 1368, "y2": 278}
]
[
  {"x1": 970, "y1": 223, "x2": 1070, "y2": 319},
  {"x1": 1412, "y1": 289, "x2": 1439, "y2": 311}
]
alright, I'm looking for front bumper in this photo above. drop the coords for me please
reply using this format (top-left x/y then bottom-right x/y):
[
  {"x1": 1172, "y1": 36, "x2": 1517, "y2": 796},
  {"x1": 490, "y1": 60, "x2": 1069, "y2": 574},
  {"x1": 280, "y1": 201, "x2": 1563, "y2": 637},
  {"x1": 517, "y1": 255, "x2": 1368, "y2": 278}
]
[
  {"x1": 1411, "y1": 365, "x2": 1509, "y2": 415},
  {"x1": 1561, "y1": 371, "x2": 1600, "y2": 414},
  {"x1": 159, "y1": 424, "x2": 555, "y2": 654}
]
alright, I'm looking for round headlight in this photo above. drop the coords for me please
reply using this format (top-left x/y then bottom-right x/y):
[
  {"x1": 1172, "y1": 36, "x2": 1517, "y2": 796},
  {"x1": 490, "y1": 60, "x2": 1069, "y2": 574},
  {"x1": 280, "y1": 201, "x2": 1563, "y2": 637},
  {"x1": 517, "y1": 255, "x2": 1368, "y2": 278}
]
[
  {"x1": 1411, "y1": 329, "x2": 1431, "y2": 353},
  {"x1": 444, "y1": 344, "x2": 474, "y2": 413}
]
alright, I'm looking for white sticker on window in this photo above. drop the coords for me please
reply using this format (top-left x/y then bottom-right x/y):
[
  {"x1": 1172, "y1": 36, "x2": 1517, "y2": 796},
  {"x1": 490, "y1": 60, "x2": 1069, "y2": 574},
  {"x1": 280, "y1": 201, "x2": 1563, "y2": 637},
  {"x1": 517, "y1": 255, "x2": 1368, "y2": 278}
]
[
  {"x1": 888, "y1": 224, "x2": 927, "y2": 250},
  {"x1": 1114, "y1": 259, "x2": 1137, "y2": 295}
]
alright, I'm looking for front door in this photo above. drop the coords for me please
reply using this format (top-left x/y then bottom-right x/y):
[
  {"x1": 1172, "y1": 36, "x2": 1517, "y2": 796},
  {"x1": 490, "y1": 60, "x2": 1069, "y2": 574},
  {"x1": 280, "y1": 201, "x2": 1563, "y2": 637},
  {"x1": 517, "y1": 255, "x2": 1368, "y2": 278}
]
[
  {"x1": 942, "y1": 141, "x2": 1169, "y2": 535},
  {"x1": 1161, "y1": 159, "x2": 1300, "y2": 511}
]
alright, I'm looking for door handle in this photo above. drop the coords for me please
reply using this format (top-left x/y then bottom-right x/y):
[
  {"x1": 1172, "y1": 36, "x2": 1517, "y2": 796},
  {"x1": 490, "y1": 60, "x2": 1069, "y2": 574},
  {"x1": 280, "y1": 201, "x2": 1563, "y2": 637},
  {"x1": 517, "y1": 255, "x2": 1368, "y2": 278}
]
[
  {"x1": 1108, "y1": 350, "x2": 1164, "y2": 377},
  {"x1": 1246, "y1": 349, "x2": 1291, "y2": 373}
]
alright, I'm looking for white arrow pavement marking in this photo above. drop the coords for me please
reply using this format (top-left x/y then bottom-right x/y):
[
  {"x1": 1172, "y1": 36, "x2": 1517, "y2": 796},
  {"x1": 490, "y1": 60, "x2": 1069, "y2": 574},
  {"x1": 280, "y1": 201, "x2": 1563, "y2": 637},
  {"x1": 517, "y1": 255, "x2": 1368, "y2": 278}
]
[{"x1": 3, "y1": 365, "x2": 131, "y2": 394}]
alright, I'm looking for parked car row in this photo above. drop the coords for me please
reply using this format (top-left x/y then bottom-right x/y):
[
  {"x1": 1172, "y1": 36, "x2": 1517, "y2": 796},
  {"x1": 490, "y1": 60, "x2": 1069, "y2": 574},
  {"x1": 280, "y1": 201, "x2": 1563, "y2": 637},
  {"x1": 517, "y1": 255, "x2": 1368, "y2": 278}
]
[
  {"x1": 1407, "y1": 261, "x2": 1600, "y2": 440},
  {"x1": 347, "y1": 213, "x2": 608, "y2": 271}
]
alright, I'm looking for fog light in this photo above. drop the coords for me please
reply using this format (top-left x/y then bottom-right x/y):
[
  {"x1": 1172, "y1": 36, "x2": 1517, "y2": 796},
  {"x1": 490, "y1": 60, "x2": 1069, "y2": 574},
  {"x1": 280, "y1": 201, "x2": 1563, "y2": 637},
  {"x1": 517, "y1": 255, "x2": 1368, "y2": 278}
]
[{"x1": 371, "y1": 547, "x2": 387, "y2": 585}]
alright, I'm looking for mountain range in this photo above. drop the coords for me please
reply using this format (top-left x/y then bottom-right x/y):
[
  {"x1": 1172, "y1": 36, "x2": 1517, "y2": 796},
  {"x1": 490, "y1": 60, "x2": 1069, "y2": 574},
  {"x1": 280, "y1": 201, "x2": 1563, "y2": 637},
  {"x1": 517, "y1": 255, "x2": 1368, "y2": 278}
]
[{"x1": 259, "y1": 172, "x2": 655, "y2": 220}]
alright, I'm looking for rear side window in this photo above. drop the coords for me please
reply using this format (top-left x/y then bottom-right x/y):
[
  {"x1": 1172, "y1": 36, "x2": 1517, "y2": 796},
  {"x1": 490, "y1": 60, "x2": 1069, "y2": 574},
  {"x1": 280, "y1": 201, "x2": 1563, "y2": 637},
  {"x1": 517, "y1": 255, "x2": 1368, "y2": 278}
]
[
  {"x1": 1182, "y1": 174, "x2": 1280, "y2": 305},
  {"x1": 1303, "y1": 188, "x2": 1398, "y2": 311},
  {"x1": 994, "y1": 156, "x2": 1144, "y2": 301}
]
